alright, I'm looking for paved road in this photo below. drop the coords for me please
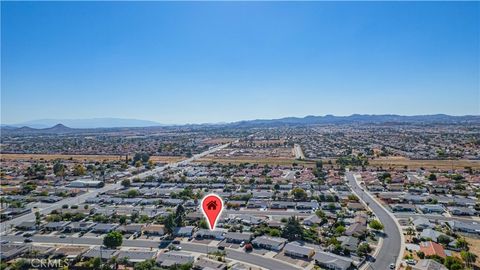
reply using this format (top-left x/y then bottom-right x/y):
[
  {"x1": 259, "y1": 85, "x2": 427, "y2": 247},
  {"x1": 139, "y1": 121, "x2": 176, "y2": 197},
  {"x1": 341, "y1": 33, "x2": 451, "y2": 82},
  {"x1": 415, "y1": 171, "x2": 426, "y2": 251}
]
[
  {"x1": 0, "y1": 143, "x2": 232, "y2": 233},
  {"x1": 3, "y1": 235, "x2": 300, "y2": 270},
  {"x1": 346, "y1": 172, "x2": 402, "y2": 270},
  {"x1": 180, "y1": 243, "x2": 301, "y2": 270},
  {"x1": 293, "y1": 144, "x2": 305, "y2": 160}
]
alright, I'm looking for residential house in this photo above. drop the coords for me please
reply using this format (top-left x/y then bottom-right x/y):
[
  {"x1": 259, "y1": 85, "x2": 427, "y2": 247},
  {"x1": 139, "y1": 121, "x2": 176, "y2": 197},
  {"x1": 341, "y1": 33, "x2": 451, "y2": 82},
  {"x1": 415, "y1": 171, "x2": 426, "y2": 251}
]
[
  {"x1": 412, "y1": 259, "x2": 448, "y2": 270},
  {"x1": 91, "y1": 223, "x2": 118, "y2": 233},
  {"x1": 143, "y1": 224, "x2": 166, "y2": 236},
  {"x1": 64, "y1": 222, "x2": 95, "y2": 232},
  {"x1": 174, "y1": 226, "x2": 195, "y2": 237},
  {"x1": 412, "y1": 217, "x2": 434, "y2": 231},
  {"x1": 284, "y1": 242, "x2": 315, "y2": 259},
  {"x1": 251, "y1": 236, "x2": 287, "y2": 251},
  {"x1": 116, "y1": 250, "x2": 157, "y2": 262},
  {"x1": 195, "y1": 229, "x2": 225, "y2": 240},
  {"x1": 44, "y1": 221, "x2": 71, "y2": 231},
  {"x1": 313, "y1": 251, "x2": 353, "y2": 270},
  {"x1": 156, "y1": 251, "x2": 195, "y2": 267},
  {"x1": 224, "y1": 232, "x2": 253, "y2": 244},
  {"x1": 419, "y1": 241, "x2": 446, "y2": 258}
]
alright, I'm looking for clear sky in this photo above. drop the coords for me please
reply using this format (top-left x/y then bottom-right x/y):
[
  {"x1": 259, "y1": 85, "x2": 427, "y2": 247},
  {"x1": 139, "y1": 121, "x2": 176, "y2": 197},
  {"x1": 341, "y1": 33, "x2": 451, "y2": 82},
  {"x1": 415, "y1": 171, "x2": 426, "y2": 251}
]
[{"x1": 1, "y1": 1, "x2": 479, "y2": 124}]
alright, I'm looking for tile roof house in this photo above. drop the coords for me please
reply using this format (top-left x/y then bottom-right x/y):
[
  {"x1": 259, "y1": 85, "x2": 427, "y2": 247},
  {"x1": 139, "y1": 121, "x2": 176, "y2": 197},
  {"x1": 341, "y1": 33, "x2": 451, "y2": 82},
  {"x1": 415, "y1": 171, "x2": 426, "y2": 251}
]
[{"x1": 419, "y1": 241, "x2": 446, "y2": 258}]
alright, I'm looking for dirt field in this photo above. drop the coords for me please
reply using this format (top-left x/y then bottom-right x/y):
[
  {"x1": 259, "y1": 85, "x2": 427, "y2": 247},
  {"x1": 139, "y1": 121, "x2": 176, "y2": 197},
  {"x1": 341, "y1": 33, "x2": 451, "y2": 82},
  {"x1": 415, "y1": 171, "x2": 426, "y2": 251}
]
[
  {"x1": 0, "y1": 153, "x2": 183, "y2": 163},
  {"x1": 196, "y1": 157, "x2": 316, "y2": 167},
  {"x1": 367, "y1": 157, "x2": 480, "y2": 170}
]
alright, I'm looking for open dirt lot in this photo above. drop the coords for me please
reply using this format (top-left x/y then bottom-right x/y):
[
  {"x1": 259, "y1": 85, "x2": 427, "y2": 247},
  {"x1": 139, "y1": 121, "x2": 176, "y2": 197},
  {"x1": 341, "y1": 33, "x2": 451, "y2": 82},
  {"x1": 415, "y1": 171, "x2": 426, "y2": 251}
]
[
  {"x1": 196, "y1": 157, "x2": 316, "y2": 167},
  {"x1": 0, "y1": 153, "x2": 183, "y2": 163},
  {"x1": 367, "y1": 157, "x2": 480, "y2": 170}
]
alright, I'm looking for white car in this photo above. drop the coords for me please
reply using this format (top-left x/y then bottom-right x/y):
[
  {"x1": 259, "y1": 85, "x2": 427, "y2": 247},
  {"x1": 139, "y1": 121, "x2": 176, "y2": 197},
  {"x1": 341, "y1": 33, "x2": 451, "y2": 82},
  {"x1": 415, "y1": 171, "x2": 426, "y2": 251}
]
[{"x1": 389, "y1": 263, "x2": 395, "y2": 269}]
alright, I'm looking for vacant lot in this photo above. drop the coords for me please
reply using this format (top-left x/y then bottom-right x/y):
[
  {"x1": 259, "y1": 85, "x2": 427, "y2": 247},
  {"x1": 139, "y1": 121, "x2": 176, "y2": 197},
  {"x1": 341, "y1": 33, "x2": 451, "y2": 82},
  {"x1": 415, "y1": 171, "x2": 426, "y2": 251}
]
[
  {"x1": 367, "y1": 157, "x2": 480, "y2": 170},
  {"x1": 0, "y1": 153, "x2": 183, "y2": 163},
  {"x1": 196, "y1": 157, "x2": 316, "y2": 167}
]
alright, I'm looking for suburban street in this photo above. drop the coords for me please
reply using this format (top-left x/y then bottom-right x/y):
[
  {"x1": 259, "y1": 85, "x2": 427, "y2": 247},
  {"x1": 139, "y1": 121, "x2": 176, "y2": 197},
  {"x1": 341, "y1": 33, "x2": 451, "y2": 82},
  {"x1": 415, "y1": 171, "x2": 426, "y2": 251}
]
[
  {"x1": 2, "y1": 235, "x2": 301, "y2": 270},
  {"x1": 346, "y1": 172, "x2": 402, "y2": 270}
]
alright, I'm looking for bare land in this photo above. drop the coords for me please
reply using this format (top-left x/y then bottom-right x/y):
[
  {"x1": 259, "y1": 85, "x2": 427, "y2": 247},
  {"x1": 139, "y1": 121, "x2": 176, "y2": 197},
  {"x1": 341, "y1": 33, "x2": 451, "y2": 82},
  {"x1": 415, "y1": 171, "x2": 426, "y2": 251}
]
[
  {"x1": 196, "y1": 157, "x2": 316, "y2": 167},
  {"x1": 367, "y1": 157, "x2": 480, "y2": 170},
  {"x1": 0, "y1": 153, "x2": 183, "y2": 163}
]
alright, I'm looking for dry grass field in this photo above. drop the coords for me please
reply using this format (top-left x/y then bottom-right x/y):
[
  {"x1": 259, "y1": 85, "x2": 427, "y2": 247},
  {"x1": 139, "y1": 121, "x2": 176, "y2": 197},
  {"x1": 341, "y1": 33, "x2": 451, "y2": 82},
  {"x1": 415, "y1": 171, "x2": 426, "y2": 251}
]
[
  {"x1": 196, "y1": 157, "x2": 316, "y2": 167},
  {"x1": 367, "y1": 157, "x2": 480, "y2": 170},
  {"x1": 0, "y1": 153, "x2": 183, "y2": 163}
]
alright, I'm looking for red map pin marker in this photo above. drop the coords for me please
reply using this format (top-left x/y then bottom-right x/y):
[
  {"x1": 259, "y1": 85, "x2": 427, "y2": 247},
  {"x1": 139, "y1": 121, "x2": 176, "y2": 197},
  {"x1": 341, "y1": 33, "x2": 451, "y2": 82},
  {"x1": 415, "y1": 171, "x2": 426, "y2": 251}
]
[{"x1": 201, "y1": 194, "x2": 223, "y2": 230}]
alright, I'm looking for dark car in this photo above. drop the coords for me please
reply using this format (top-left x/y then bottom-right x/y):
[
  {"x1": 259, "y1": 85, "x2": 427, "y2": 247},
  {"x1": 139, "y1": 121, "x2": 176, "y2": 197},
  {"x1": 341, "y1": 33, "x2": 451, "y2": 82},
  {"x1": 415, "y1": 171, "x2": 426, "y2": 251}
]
[
  {"x1": 218, "y1": 246, "x2": 225, "y2": 250},
  {"x1": 24, "y1": 238, "x2": 33, "y2": 243}
]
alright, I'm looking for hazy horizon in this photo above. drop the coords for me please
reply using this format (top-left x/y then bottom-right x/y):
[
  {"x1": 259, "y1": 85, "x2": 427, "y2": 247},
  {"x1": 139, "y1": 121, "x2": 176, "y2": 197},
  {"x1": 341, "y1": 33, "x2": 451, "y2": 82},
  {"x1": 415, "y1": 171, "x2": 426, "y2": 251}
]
[{"x1": 2, "y1": 1, "x2": 479, "y2": 124}]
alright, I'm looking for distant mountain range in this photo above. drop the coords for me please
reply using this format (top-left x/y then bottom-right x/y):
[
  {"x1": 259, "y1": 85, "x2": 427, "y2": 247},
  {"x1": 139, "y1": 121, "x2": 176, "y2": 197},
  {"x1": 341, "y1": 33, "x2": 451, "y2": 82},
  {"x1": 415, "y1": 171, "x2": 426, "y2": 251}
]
[
  {"x1": 231, "y1": 114, "x2": 480, "y2": 127},
  {"x1": 3, "y1": 118, "x2": 163, "y2": 129},
  {"x1": 1, "y1": 114, "x2": 478, "y2": 134}
]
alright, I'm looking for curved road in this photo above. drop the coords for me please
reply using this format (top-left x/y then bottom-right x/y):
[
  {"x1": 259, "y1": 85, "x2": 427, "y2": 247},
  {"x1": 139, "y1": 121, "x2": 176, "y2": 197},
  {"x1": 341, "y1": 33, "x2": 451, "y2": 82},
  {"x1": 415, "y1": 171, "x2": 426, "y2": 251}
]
[{"x1": 346, "y1": 172, "x2": 402, "y2": 270}]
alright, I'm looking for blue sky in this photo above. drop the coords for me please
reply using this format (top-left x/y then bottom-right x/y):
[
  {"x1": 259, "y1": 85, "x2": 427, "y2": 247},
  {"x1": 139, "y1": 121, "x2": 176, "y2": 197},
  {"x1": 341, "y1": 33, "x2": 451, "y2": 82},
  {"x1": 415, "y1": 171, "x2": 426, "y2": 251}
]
[{"x1": 1, "y1": 1, "x2": 479, "y2": 124}]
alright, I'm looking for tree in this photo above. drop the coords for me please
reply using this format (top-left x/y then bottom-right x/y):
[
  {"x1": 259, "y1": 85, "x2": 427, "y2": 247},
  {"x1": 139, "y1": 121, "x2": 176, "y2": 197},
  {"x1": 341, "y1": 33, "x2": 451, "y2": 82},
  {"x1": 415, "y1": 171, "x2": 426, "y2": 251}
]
[
  {"x1": 73, "y1": 164, "x2": 86, "y2": 176},
  {"x1": 357, "y1": 243, "x2": 372, "y2": 257},
  {"x1": 291, "y1": 188, "x2": 308, "y2": 201},
  {"x1": 175, "y1": 205, "x2": 185, "y2": 227},
  {"x1": 164, "y1": 214, "x2": 176, "y2": 235},
  {"x1": 455, "y1": 237, "x2": 469, "y2": 250},
  {"x1": 437, "y1": 235, "x2": 451, "y2": 245},
  {"x1": 103, "y1": 231, "x2": 123, "y2": 249},
  {"x1": 53, "y1": 162, "x2": 65, "y2": 177},
  {"x1": 335, "y1": 225, "x2": 346, "y2": 235},
  {"x1": 315, "y1": 210, "x2": 326, "y2": 218},
  {"x1": 134, "y1": 260, "x2": 156, "y2": 270},
  {"x1": 369, "y1": 219, "x2": 384, "y2": 231},
  {"x1": 198, "y1": 219, "x2": 209, "y2": 229},
  {"x1": 460, "y1": 251, "x2": 477, "y2": 267},
  {"x1": 35, "y1": 211, "x2": 41, "y2": 229},
  {"x1": 281, "y1": 216, "x2": 303, "y2": 241},
  {"x1": 428, "y1": 173, "x2": 437, "y2": 181},
  {"x1": 119, "y1": 216, "x2": 127, "y2": 225},
  {"x1": 444, "y1": 256, "x2": 463, "y2": 270},
  {"x1": 127, "y1": 189, "x2": 139, "y2": 198},
  {"x1": 121, "y1": 179, "x2": 131, "y2": 188}
]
